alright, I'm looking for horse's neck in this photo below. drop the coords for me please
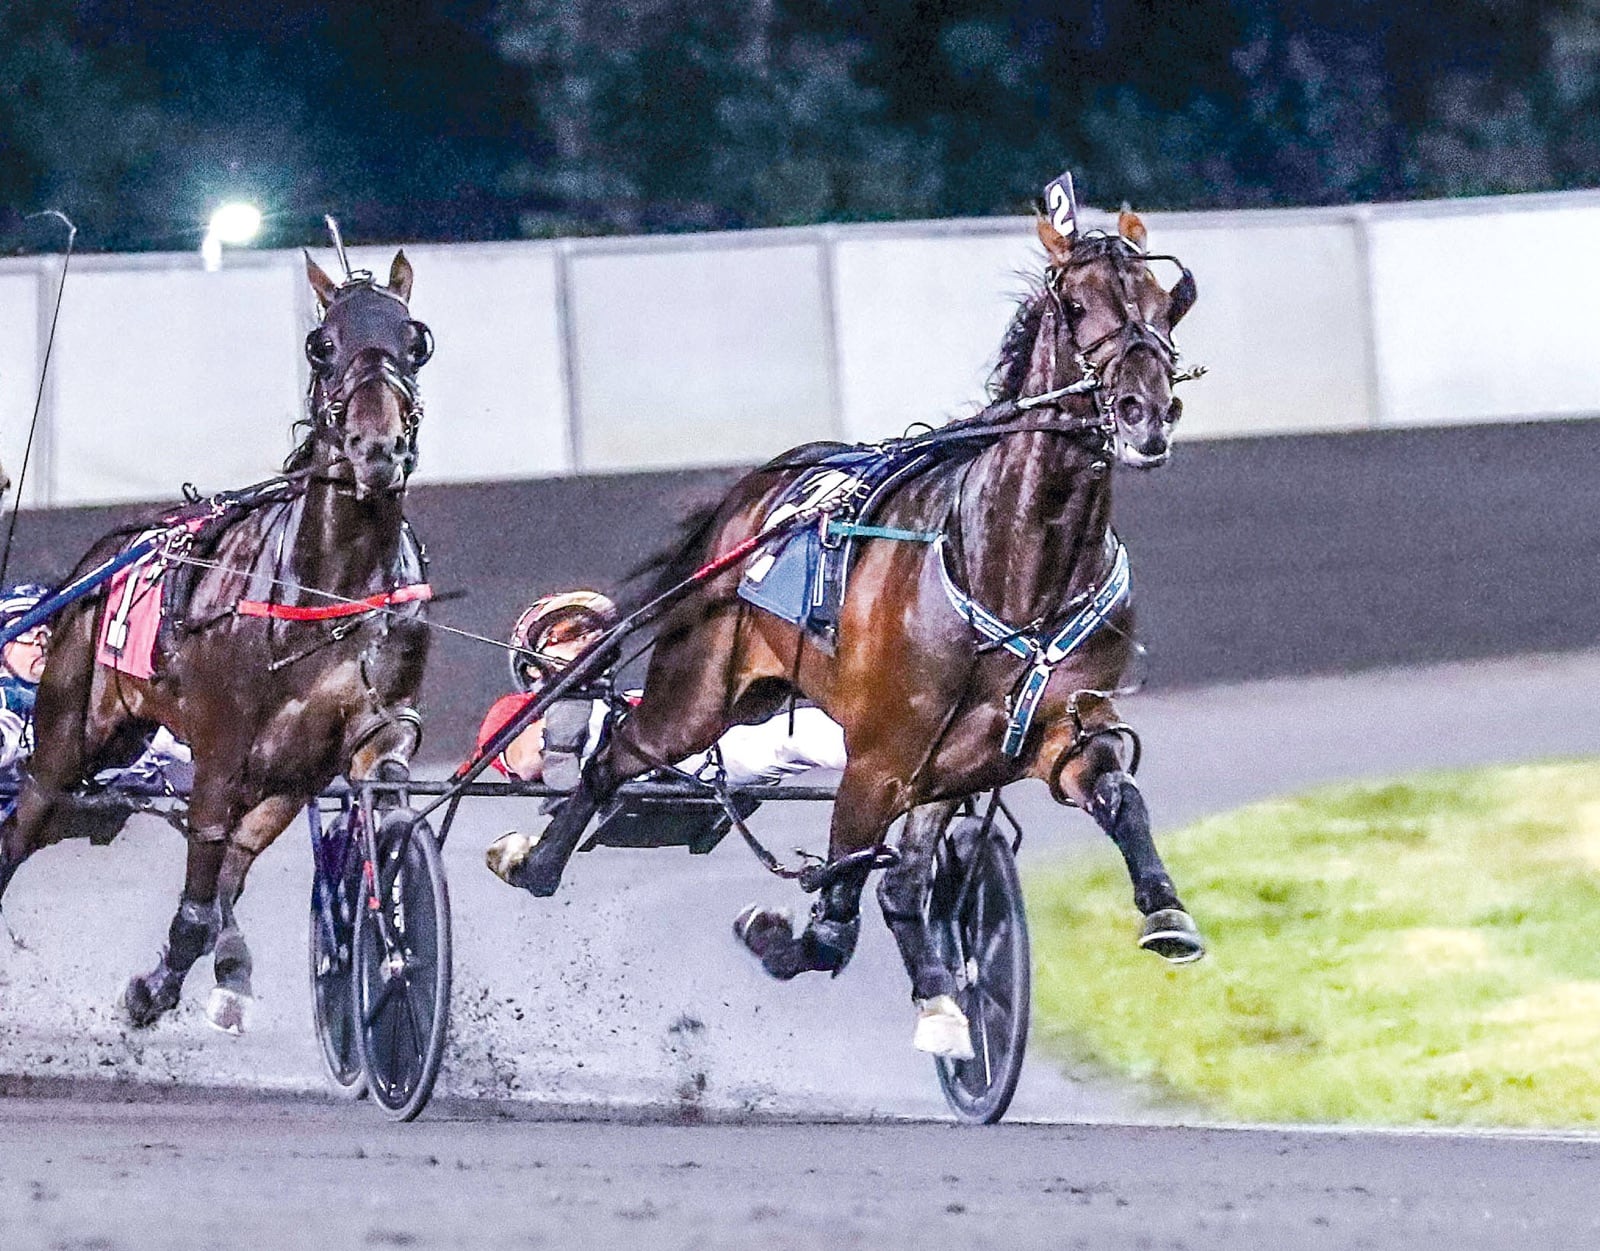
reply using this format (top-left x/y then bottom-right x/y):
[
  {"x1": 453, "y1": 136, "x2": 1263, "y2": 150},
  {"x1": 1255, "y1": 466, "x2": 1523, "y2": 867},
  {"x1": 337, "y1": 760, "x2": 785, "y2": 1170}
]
[
  {"x1": 287, "y1": 478, "x2": 406, "y2": 595},
  {"x1": 956, "y1": 427, "x2": 1112, "y2": 627}
]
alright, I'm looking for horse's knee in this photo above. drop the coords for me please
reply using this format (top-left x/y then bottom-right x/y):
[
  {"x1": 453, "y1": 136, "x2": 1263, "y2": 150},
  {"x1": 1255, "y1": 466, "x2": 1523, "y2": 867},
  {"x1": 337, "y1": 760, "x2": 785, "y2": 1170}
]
[{"x1": 1088, "y1": 769, "x2": 1140, "y2": 834}]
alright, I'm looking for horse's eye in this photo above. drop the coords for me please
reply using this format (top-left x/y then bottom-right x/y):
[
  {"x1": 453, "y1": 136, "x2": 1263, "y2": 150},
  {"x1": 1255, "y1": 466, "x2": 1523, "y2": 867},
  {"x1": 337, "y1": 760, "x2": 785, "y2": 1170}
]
[
  {"x1": 304, "y1": 331, "x2": 336, "y2": 372},
  {"x1": 1067, "y1": 300, "x2": 1085, "y2": 318},
  {"x1": 406, "y1": 321, "x2": 434, "y2": 369}
]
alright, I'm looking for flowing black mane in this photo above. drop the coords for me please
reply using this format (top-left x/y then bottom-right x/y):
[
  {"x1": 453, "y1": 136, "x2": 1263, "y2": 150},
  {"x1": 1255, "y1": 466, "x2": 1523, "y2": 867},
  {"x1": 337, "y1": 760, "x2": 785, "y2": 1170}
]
[
  {"x1": 988, "y1": 290, "x2": 1048, "y2": 403},
  {"x1": 282, "y1": 418, "x2": 319, "y2": 475}
]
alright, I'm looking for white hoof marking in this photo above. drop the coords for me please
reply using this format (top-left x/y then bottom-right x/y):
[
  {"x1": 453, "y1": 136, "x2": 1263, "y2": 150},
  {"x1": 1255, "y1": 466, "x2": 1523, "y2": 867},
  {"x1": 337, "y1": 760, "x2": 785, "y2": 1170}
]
[
  {"x1": 485, "y1": 831, "x2": 539, "y2": 884},
  {"x1": 914, "y1": 994, "x2": 975, "y2": 1060},
  {"x1": 205, "y1": 987, "x2": 250, "y2": 1036}
]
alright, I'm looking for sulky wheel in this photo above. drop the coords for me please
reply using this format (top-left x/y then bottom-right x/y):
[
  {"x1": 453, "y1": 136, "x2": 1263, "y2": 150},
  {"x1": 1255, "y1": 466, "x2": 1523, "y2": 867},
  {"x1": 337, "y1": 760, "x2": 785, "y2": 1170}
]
[
  {"x1": 929, "y1": 815, "x2": 1031, "y2": 1124},
  {"x1": 308, "y1": 806, "x2": 366, "y2": 1098},
  {"x1": 353, "y1": 810, "x2": 452, "y2": 1122}
]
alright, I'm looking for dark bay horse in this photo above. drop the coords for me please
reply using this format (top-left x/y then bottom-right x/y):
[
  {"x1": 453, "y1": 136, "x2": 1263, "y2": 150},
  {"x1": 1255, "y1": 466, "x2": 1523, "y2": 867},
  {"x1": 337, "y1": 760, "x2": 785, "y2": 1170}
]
[
  {"x1": 491, "y1": 209, "x2": 1204, "y2": 1047},
  {"x1": 0, "y1": 251, "x2": 432, "y2": 1034}
]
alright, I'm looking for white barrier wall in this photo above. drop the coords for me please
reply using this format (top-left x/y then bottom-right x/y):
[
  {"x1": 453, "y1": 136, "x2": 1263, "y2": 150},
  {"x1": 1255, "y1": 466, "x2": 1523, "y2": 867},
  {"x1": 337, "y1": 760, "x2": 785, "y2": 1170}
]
[{"x1": 0, "y1": 187, "x2": 1596, "y2": 506}]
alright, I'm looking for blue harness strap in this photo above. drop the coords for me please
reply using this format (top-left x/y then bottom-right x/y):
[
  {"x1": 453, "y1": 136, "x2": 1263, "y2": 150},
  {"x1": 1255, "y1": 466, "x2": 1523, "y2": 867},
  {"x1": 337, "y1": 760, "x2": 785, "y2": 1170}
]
[{"x1": 937, "y1": 535, "x2": 1132, "y2": 758}]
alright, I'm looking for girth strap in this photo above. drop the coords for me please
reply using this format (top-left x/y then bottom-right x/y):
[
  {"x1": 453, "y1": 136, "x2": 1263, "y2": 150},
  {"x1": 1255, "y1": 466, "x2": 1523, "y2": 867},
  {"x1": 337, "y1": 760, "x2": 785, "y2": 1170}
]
[{"x1": 937, "y1": 536, "x2": 1131, "y2": 758}]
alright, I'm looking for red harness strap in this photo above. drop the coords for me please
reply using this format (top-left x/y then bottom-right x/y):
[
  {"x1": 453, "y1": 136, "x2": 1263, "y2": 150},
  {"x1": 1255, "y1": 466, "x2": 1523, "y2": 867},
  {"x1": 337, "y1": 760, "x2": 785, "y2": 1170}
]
[{"x1": 238, "y1": 582, "x2": 433, "y2": 621}]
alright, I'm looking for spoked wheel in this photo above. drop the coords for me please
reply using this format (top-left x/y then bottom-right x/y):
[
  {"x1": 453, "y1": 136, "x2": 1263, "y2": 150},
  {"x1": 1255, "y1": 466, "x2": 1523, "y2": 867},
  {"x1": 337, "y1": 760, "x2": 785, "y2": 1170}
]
[
  {"x1": 309, "y1": 807, "x2": 367, "y2": 1098},
  {"x1": 929, "y1": 815, "x2": 1031, "y2": 1124},
  {"x1": 353, "y1": 812, "x2": 452, "y2": 1122}
]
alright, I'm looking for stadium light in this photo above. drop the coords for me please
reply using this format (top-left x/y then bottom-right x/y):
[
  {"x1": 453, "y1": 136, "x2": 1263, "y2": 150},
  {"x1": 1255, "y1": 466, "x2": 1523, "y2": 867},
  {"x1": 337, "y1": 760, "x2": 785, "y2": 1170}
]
[{"x1": 201, "y1": 201, "x2": 262, "y2": 271}]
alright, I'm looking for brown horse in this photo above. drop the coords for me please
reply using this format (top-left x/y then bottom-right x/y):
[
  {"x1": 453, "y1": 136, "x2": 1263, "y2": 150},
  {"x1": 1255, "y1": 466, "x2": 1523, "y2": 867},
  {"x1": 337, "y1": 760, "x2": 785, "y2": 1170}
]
[
  {"x1": 0, "y1": 251, "x2": 432, "y2": 1034},
  {"x1": 490, "y1": 208, "x2": 1204, "y2": 1045}
]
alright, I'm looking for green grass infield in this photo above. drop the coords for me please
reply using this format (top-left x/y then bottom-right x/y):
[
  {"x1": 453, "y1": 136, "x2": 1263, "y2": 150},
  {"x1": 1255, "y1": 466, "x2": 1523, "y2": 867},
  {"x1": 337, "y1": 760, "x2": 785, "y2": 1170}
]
[{"x1": 1026, "y1": 760, "x2": 1600, "y2": 1126}]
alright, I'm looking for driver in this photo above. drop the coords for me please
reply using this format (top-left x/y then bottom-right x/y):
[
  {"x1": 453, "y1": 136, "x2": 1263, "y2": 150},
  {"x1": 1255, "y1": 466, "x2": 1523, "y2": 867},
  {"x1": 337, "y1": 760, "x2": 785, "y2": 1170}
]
[
  {"x1": 480, "y1": 589, "x2": 846, "y2": 882},
  {"x1": 0, "y1": 583, "x2": 192, "y2": 795},
  {"x1": 0, "y1": 583, "x2": 52, "y2": 781}
]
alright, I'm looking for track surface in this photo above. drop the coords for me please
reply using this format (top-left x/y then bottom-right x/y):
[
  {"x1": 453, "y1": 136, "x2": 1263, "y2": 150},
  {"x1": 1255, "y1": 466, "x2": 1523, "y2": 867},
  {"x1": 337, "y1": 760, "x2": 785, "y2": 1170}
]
[
  {"x1": 6, "y1": 1089, "x2": 1600, "y2": 1251},
  {"x1": 6, "y1": 651, "x2": 1600, "y2": 1247}
]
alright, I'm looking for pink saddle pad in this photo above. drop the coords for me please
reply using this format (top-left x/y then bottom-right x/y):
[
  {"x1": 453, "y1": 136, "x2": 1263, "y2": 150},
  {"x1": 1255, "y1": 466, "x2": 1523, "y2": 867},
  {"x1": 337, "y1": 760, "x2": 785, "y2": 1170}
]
[{"x1": 95, "y1": 524, "x2": 199, "y2": 680}]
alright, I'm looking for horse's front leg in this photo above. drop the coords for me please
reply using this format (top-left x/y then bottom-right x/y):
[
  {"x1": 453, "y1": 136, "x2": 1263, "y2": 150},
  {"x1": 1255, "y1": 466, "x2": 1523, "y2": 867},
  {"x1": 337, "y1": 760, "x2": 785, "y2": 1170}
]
[
  {"x1": 1049, "y1": 730, "x2": 1205, "y2": 963},
  {"x1": 875, "y1": 800, "x2": 974, "y2": 1058},
  {"x1": 124, "y1": 786, "x2": 301, "y2": 1034},
  {"x1": 124, "y1": 757, "x2": 241, "y2": 1027}
]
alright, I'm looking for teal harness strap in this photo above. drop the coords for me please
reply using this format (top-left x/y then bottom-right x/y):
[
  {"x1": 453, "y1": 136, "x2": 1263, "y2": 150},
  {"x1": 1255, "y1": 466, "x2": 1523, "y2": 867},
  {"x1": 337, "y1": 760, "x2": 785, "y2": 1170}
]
[{"x1": 821, "y1": 519, "x2": 941, "y2": 544}]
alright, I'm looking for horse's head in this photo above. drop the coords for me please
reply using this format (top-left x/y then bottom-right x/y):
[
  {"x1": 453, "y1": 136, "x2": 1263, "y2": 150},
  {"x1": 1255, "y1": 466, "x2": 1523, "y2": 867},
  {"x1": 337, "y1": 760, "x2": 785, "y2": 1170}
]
[
  {"x1": 1033, "y1": 209, "x2": 1197, "y2": 469},
  {"x1": 301, "y1": 251, "x2": 433, "y2": 499}
]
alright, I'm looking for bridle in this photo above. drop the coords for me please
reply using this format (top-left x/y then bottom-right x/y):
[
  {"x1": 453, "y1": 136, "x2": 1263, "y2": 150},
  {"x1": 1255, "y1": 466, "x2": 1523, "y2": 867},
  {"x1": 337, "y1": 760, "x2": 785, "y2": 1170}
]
[
  {"x1": 1019, "y1": 233, "x2": 1203, "y2": 441},
  {"x1": 302, "y1": 278, "x2": 432, "y2": 488}
]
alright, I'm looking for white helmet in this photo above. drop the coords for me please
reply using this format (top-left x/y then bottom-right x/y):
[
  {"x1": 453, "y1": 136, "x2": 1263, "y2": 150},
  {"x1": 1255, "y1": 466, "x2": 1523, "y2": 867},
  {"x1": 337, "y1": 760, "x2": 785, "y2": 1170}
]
[{"x1": 507, "y1": 590, "x2": 617, "y2": 692}]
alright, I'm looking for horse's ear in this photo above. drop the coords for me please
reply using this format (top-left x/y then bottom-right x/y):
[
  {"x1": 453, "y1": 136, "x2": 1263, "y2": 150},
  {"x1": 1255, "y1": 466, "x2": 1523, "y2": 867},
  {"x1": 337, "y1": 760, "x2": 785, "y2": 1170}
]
[
  {"x1": 388, "y1": 250, "x2": 414, "y2": 303},
  {"x1": 1118, "y1": 205, "x2": 1148, "y2": 250},
  {"x1": 1035, "y1": 215, "x2": 1074, "y2": 266},
  {"x1": 304, "y1": 251, "x2": 338, "y2": 311},
  {"x1": 1169, "y1": 270, "x2": 1198, "y2": 326}
]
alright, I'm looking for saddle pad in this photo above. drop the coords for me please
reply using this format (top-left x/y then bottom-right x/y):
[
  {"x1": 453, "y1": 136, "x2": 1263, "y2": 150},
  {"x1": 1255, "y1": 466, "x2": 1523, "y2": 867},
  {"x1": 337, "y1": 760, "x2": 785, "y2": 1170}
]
[
  {"x1": 95, "y1": 523, "x2": 201, "y2": 679},
  {"x1": 737, "y1": 450, "x2": 905, "y2": 641}
]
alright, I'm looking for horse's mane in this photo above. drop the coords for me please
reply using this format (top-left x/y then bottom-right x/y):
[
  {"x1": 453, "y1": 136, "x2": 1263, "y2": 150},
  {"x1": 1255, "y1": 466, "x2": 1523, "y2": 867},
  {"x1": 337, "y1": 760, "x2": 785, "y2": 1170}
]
[
  {"x1": 988, "y1": 286, "x2": 1048, "y2": 403},
  {"x1": 282, "y1": 418, "x2": 318, "y2": 475}
]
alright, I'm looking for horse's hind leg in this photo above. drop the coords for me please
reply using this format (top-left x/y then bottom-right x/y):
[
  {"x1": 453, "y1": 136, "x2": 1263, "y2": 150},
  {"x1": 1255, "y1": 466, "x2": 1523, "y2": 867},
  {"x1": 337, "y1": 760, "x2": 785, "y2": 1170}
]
[
  {"x1": 1052, "y1": 732, "x2": 1204, "y2": 963},
  {"x1": 875, "y1": 800, "x2": 974, "y2": 1057},
  {"x1": 735, "y1": 762, "x2": 902, "y2": 980},
  {"x1": 205, "y1": 795, "x2": 305, "y2": 1034},
  {"x1": 124, "y1": 837, "x2": 223, "y2": 1027}
]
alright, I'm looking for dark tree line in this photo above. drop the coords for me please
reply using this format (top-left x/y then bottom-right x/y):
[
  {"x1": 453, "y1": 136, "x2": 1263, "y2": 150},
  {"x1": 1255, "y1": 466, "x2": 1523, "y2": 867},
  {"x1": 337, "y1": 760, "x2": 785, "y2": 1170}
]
[{"x1": 3, "y1": 0, "x2": 1598, "y2": 249}]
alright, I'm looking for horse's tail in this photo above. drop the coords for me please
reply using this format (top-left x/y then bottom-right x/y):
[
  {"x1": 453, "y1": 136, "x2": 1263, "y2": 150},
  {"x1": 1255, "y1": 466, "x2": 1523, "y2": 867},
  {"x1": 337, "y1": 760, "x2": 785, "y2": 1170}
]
[{"x1": 622, "y1": 498, "x2": 726, "y2": 612}]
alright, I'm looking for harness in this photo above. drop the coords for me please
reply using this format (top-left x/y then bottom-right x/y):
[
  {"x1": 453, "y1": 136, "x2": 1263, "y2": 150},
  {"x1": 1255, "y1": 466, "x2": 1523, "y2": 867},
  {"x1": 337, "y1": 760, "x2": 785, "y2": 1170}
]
[{"x1": 936, "y1": 532, "x2": 1130, "y2": 757}]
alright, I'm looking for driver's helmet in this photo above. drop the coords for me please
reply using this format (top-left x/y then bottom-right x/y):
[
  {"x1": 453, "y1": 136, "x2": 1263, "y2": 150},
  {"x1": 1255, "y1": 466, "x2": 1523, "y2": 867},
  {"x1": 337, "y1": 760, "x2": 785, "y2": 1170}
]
[
  {"x1": 508, "y1": 590, "x2": 618, "y2": 692},
  {"x1": 0, "y1": 583, "x2": 50, "y2": 638}
]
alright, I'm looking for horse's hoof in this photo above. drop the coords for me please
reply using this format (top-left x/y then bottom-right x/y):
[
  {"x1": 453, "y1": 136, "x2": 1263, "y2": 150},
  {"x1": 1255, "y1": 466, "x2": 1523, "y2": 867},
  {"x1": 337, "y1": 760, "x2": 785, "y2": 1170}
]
[
  {"x1": 733, "y1": 904, "x2": 792, "y2": 954},
  {"x1": 1138, "y1": 908, "x2": 1206, "y2": 964},
  {"x1": 123, "y1": 973, "x2": 178, "y2": 1029},
  {"x1": 205, "y1": 987, "x2": 251, "y2": 1036},
  {"x1": 913, "y1": 994, "x2": 975, "y2": 1060},
  {"x1": 486, "y1": 831, "x2": 536, "y2": 884}
]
